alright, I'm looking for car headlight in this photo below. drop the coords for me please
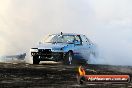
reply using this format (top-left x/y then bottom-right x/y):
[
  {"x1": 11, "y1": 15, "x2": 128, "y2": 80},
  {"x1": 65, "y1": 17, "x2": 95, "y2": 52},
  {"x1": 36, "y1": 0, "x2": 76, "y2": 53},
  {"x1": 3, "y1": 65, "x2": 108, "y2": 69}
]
[{"x1": 30, "y1": 48, "x2": 38, "y2": 52}]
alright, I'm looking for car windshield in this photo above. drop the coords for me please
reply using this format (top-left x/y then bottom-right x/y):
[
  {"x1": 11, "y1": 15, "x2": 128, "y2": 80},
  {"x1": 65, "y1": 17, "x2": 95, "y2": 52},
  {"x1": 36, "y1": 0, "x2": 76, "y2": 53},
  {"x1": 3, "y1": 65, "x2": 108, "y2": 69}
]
[{"x1": 43, "y1": 35, "x2": 75, "y2": 44}]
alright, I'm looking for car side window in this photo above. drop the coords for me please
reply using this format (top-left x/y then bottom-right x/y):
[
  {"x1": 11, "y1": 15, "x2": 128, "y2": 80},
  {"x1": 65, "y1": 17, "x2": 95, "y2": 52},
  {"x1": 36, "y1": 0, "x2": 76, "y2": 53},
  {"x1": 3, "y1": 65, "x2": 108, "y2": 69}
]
[
  {"x1": 81, "y1": 35, "x2": 90, "y2": 45},
  {"x1": 74, "y1": 35, "x2": 82, "y2": 45}
]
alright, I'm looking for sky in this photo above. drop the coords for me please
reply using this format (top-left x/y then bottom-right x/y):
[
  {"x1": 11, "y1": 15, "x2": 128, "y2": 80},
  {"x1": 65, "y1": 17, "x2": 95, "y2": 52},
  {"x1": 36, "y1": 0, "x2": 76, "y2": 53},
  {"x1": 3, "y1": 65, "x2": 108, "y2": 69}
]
[{"x1": 0, "y1": 0, "x2": 132, "y2": 65}]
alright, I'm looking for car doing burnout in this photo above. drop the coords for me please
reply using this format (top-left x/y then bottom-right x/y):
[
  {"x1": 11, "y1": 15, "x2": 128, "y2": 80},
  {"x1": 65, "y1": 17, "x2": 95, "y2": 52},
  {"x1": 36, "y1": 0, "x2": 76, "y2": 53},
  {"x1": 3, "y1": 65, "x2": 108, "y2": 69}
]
[{"x1": 30, "y1": 33, "x2": 97, "y2": 64}]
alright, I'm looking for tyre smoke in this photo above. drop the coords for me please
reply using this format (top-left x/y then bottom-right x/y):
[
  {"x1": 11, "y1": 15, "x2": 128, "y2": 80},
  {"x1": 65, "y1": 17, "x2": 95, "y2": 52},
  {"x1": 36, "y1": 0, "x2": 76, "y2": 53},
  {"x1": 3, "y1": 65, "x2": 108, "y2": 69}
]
[{"x1": 0, "y1": 0, "x2": 132, "y2": 65}]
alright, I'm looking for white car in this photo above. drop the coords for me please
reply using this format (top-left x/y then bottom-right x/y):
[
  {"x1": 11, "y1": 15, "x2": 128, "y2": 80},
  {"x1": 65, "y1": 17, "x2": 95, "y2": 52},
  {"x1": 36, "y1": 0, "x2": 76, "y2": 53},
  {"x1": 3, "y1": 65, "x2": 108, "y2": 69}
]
[{"x1": 30, "y1": 33, "x2": 97, "y2": 64}]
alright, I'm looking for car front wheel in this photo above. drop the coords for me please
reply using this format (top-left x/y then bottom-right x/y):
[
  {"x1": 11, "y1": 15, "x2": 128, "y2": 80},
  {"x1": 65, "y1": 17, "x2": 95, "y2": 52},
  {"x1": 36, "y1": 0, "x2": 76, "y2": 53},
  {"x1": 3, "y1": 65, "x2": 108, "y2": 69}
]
[
  {"x1": 33, "y1": 56, "x2": 40, "y2": 64},
  {"x1": 64, "y1": 51, "x2": 73, "y2": 65}
]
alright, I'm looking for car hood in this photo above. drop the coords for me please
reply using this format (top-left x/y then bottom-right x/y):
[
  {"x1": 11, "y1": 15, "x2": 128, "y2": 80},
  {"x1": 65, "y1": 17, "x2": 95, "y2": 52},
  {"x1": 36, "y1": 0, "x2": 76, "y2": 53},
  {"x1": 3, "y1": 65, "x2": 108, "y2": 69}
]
[{"x1": 36, "y1": 43, "x2": 72, "y2": 49}]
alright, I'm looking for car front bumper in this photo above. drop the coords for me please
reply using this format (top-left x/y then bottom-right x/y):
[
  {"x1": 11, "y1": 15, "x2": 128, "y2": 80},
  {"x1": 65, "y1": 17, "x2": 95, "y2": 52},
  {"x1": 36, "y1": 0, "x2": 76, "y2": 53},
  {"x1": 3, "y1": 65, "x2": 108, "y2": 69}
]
[{"x1": 31, "y1": 51, "x2": 65, "y2": 61}]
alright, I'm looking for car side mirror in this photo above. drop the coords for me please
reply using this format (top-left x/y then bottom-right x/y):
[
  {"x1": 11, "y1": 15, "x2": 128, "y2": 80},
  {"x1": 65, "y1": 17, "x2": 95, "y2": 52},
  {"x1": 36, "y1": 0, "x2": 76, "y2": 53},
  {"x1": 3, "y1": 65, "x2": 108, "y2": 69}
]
[{"x1": 74, "y1": 40, "x2": 81, "y2": 45}]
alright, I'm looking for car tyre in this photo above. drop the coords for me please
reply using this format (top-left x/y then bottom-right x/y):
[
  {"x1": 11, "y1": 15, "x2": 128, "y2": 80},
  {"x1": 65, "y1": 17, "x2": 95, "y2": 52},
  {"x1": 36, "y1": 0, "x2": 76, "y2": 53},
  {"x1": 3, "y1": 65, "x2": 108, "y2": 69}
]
[
  {"x1": 64, "y1": 51, "x2": 74, "y2": 65},
  {"x1": 33, "y1": 56, "x2": 40, "y2": 64}
]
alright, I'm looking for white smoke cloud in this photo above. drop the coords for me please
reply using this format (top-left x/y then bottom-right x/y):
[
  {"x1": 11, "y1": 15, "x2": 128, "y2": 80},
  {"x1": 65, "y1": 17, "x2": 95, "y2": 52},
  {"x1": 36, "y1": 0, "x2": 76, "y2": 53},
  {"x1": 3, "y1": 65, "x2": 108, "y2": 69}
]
[{"x1": 0, "y1": 0, "x2": 132, "y2": 65}]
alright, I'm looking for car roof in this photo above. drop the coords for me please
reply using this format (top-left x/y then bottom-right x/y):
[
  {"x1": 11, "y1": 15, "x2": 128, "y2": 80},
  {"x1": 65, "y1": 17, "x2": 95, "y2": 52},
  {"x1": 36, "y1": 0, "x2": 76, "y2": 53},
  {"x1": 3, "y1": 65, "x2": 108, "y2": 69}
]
[{"x1": 51, "y1": 33, "x2": 83, "y2": 36}]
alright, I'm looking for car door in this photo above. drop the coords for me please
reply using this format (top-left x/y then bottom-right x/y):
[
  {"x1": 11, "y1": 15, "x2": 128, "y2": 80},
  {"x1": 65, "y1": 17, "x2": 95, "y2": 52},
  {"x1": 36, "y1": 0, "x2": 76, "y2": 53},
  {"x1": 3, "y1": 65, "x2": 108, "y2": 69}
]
[
  {"x1": 73, "y1": 35, "x2": 84, "y2": 59},
  {"x1": 79, "y1": 35, "x2": 92, "y2": 60}
]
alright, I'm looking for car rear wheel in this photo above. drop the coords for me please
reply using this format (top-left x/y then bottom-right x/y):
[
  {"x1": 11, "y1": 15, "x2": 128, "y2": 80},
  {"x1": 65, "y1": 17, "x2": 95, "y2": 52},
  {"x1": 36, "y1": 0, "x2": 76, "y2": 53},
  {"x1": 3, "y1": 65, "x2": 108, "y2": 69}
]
[{"x1": 33, "y1": 56, "x2": 40, "y2": 64}]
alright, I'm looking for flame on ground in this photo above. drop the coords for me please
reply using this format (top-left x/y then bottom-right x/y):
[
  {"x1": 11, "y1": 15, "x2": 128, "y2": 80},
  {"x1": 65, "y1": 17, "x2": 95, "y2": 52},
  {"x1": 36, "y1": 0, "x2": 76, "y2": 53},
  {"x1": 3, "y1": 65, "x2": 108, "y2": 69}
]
[{"x1": 78, "y1": 66, "x2": 86, "y2": 76}]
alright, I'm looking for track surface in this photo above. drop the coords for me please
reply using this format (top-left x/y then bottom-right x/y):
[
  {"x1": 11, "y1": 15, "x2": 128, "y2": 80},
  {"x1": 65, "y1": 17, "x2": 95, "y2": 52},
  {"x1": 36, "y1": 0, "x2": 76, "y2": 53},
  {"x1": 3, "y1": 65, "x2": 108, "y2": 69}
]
[{"x1": 0, "y1": 62, "x2": 132, "y2": 88}]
